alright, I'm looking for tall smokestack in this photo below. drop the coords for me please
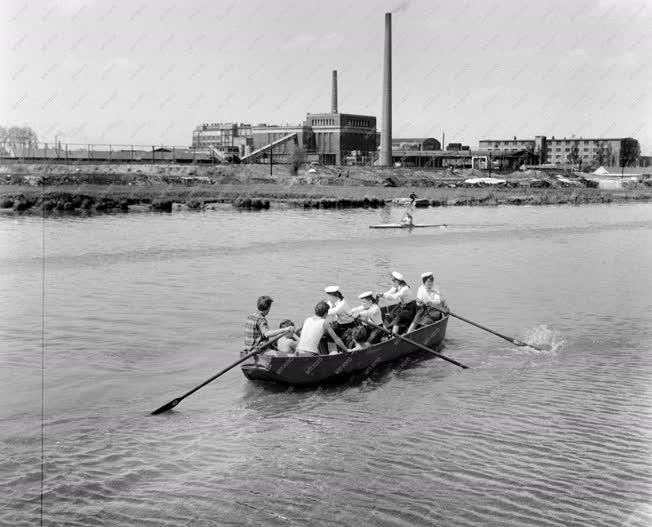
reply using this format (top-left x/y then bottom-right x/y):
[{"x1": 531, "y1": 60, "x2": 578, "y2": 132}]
[
  {"x1": 380, "y1": 12, "x2": 392, "y2": 166},
  {"x1": 331, "y1": 70, "x2": 338, "y2": 113}
]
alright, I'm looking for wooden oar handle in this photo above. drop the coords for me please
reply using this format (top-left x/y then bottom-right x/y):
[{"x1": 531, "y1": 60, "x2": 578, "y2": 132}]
[{"x1": 151, "y1": 332, "x2": 286, "y2": 415}]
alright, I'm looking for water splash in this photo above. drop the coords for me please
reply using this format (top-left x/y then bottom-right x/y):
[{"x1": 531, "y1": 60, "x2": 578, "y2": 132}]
[{"x1": 523, "y1": 325, "x2": 565, "y2": 353}]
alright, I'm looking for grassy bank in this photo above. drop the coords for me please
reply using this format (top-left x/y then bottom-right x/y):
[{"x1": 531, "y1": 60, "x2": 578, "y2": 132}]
[
  {"x1": 1, "y1": 183, "x2": 650, "y2": 215},
  {"x1": 0, "y1": 163, "x2": 650, "y2": 214}
]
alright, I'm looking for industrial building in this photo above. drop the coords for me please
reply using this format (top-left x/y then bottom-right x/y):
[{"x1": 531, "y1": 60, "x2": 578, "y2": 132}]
[
  {"x1": 392, "y1": 138, "x2": 441, "y2": 151},
  {"x1": 191, "y1": 123, "x2": 253, "y2": 153},
  {"x1": 479, "y1": 136, "x2": 641, "y2": 167},
  {"x1": 192, "y1": 70, "x2": 377, "y2": 165}
]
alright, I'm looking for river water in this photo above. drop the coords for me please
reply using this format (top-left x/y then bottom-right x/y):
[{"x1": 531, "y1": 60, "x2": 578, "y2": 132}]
[{"x1": 1, "y1": 203, "x2": 651, "y2": 526}]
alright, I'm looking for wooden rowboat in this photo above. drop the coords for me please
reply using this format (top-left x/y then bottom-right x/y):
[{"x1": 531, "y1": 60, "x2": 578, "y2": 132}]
[
  {"x1": 241, "y1": 315, "x2": 448, "y2": 385},
  {"x1": 369, "y1": 223, "x2": 447, "y2": 229}
]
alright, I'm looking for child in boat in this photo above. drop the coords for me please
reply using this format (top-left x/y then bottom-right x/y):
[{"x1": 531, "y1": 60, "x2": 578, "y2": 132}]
[
  {"x1": 349, "y1": 326, "x2": 371, "y2": 351},
  {"x1": 275, "y1": 319, "x2": 299, "y2": 356}
]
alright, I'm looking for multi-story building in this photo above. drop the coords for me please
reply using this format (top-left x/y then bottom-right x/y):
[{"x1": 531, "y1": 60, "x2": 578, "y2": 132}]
[
  {"x1": 247, "y1": 112, "x2": 376, "y2": 165},
  {"x1": 193, "y1": 70, "x2": 377, "y2": 165},
  {"x1": 479, "y1": 136, "x2": 640, "y2": 167},
  {"x1": 191, "y1": 123, "x2": 253, "y2": 154}
]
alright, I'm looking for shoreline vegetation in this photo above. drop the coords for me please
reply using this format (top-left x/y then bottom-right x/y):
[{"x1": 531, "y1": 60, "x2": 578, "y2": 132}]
[{"x1": 1, "y1": 162, "x2": 650, "y2": 215}]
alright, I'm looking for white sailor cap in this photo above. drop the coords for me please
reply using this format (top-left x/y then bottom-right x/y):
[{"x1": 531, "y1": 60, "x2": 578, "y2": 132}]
[
  {"x1": 358, "y1": 291, "x2": 374, "y2": 299},
  {"x1": 324, "y1": 285, "x2": 340, "y2": 294},
  {"x1": 421, "y1": 271, "x2": 434, "y2": 279},
  {"x1": 391, "y1": 271, "x2": 404, "y2": 281}
]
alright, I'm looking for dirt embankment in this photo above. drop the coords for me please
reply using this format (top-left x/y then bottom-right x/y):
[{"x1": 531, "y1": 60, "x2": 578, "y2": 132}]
[{"x1": 0, "y1": 163, "x2": 650, "y2": 215}]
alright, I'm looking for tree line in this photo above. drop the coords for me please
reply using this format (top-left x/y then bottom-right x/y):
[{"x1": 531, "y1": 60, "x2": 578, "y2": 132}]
[{"x1": 0, "y1": 125, "x2": 39, "y2": 152}]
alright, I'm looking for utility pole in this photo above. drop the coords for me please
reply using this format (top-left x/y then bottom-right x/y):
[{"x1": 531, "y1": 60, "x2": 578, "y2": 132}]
[{"x1": 270, "y1": 146, "x2": 273, "y2": 176}]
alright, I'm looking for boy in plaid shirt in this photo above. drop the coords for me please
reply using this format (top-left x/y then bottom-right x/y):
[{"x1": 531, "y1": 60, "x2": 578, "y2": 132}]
[{"x1": 242, "y1": 296, "x2": 294, "y2": 358}]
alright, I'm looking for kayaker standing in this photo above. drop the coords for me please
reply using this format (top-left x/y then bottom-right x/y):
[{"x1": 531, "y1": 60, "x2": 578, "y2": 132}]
[{"x1": 242, "y1": 296, "x2": 293, "y2": 359}]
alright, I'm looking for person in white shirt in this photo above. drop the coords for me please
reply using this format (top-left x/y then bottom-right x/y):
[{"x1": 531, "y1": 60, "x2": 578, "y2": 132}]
[
  {"x1": 351, "y1": 291, "x2": 384, "y2": 344},
  {"x1": 407, "y1": 271, "x2": 449, "y2": 333},
  {"x1": 324, "y1": 285, "x2": 355, "y2": 342},
  {"x1": 377, "y1": 271, "x2": 417, "y2": 335},
  {"x1": 296, "y1": 301, "x2": 347, "y2": 356}
]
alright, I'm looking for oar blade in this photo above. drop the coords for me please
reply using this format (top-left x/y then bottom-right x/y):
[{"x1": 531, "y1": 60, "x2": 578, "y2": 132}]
[
  {"x1": 513, "y1": 339, "x2": 546, "y2": 352},
  {"x1": 151, "y1": 398, "x2": 180, "y2": 415}
]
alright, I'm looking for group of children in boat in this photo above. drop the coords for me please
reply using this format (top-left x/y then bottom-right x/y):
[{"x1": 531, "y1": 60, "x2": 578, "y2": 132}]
[{"x1": 242, "y1": 271, "x2": 449, "y2": 359}]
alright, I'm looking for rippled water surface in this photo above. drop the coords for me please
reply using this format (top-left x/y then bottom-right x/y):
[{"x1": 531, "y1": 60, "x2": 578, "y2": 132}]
[{"x1": 1, "y1": 203, "x2": 651, "y2": 526}]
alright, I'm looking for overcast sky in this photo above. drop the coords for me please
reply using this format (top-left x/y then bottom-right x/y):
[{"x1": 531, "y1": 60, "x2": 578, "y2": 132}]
[{"x1": 1, "y1": 0, "x2": 650, "y2": 152}]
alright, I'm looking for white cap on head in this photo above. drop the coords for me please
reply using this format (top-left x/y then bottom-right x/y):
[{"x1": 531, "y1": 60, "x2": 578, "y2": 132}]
[
  {"x1": 358, "y1": 291, "x2": 374, "y2": 299},
  {"x1": 391, "y1": 271, "x2": 404, "y2": 281},
  {"x1": 421, "y1": 271, "x2": 434, "y2": 279},
  {"x1": 324, "y1": 285, "x2": 340, "y2": 294}
]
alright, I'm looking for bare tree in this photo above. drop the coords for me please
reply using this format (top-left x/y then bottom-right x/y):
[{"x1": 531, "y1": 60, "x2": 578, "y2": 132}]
[{"x1": 6, "y1": 126, "x2": 38, "y2": 150}]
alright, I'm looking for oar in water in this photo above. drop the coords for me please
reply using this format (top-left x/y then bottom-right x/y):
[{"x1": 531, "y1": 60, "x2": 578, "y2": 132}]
[
  {"x1": 151, "y1": 333, "x2": 285, "y2": 415},
  {"x1": 358, "y1": 319, "x2": 468, "y2": 369},
  {"x1": 431, "y1": 306, "x2": 545, "y2": 352}
]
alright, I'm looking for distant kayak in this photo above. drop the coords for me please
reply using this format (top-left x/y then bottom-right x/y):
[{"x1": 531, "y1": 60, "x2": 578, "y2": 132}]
[{"x1": 369, "y1": 223, "x2": 448, "y2": 229}]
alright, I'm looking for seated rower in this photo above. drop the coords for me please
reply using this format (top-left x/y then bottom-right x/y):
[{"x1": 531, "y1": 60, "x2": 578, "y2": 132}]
[
  {"x1": 377, "y1": 271, "x2": 416, "y2": 335},
  {"x1": 350, "y1": 291, "x2": 384, "y2": 344},
  {"x1": 400, "y1": 212, "x2": 414, "y2": 227},
  {"x1": 242, "y1": 295, "x2": 294, "y2": 362},
  {"x1": 324, "y1": 285, "x2": 356, "y2": 342},
  {"x1": 408, "y1": 272, "x2": 449, "y2": 333},
  {"x1": 296, "y1": 301, "x2": 348, "y2": 356},
  {"x1": 349, "y1": 326, "x2": 371, "y2": 351}
]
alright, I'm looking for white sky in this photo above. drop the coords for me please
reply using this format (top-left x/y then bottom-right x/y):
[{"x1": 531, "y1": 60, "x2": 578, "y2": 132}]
[{"x1": 1, "y1": 0, "x2": 650, "y2": 152}]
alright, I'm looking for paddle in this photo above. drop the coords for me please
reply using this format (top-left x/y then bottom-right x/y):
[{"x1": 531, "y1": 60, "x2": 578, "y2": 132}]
[
  {"x1": 151, "y1": 332, "x2": 286, "y2": 415},
  {"x1": 430, "y1": 306, "x2": 545, "y2": 352},
  {"x1": 358, "y1": 319, "x2": 468, "y2": 369}
]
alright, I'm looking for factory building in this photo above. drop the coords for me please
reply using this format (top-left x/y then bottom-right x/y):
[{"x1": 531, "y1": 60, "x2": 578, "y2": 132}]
[
  {"x1": 392, "y1": 138, "x2": 441, "y2": 151},
  {"x1": 195, "y1": 70, "x2": 377, "y2": 165},
  {"x1": 191, "y1": 122, "x2": 253, "y2": 153},
  {"x1": 479, "y1": 136, "x2": 641, "y2": 167}
]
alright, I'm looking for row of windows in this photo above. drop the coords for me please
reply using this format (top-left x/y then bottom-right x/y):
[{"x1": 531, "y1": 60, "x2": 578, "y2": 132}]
[
  {"x1": 313, "y1": 119, "x2": 335, "y2": 126},
  {"x1": 346, "y1": 119, "x2": 371, "y2": 128}
]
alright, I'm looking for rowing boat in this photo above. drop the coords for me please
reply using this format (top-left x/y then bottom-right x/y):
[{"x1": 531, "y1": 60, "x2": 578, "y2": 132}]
[
  {"x1": 241, "y1": 314, "x2": 448, "y2": 385},
  {"x1": 369, "y1": 223, "x2": 447, "y2": 229}
]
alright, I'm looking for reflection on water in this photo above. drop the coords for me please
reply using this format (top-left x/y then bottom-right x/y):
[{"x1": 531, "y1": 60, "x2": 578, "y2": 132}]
[{"x1": 1, "y1": 203, "x2": 651, "y2": 526}]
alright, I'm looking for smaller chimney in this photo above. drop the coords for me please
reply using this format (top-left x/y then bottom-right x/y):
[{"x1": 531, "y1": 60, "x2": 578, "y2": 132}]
[{"x1": 331, "y1": 70, "x2": 338, "y2": 113}]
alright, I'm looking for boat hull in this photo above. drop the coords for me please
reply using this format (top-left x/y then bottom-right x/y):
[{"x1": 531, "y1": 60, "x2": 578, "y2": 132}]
[
  {"x1": 241, "y1": 315, "x2": 448, "y2": 385},
  {"x1": 369, "y1": 223, "x2": 447, "y2": 229}
]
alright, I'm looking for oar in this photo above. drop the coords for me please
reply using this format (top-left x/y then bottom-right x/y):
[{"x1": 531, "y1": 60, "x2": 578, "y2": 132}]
[
  {"x1": 431, "y1": 306, "x2": 544, "y2": 352},
  {"x1": 359, "y1": 319, "x2": 468, "y2": 369},
  {"x1": 151, "y1": 333, "x2": 285, "y2": 415}
]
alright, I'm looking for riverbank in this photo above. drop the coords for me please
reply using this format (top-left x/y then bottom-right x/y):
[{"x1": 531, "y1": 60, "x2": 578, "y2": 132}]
[{"x1": 1, "y1": 162, "x2": 650, "y2": 214}]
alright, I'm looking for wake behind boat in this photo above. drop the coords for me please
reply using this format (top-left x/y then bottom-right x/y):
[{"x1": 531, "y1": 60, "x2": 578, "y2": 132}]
[{"x1": 369, "y1": 223, "x2": 447, "y2": 229}]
